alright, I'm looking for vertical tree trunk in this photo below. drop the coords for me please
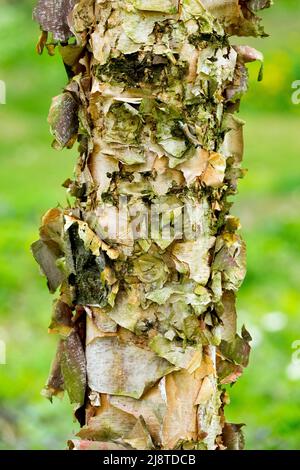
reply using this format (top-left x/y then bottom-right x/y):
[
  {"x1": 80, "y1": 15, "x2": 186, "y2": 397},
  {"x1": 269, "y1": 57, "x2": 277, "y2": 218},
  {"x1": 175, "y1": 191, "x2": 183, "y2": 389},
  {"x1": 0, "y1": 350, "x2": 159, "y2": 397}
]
[{"x1": 32, "y1": 0, "x2": 271, "y2": 450}]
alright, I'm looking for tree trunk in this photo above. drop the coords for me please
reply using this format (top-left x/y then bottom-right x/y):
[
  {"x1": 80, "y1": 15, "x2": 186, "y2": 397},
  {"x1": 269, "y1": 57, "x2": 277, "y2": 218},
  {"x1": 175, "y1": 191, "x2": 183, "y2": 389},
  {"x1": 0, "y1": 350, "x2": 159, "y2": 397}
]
[{"x1": 32, "y1": 0, "x2": 271, "y2": 451}]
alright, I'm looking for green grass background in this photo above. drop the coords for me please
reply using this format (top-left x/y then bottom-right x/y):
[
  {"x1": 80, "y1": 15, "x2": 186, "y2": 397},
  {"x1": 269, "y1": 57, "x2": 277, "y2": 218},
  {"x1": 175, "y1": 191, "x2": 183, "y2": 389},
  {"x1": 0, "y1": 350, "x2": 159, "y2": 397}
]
[{"x1": 0, "y1": 0, "x2": 300, "y2": 449}]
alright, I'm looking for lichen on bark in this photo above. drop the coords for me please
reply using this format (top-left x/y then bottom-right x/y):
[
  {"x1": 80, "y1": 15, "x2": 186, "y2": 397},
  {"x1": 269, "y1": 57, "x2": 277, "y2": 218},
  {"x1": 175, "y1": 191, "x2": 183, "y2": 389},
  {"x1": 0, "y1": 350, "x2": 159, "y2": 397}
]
[{"x1": 32, "y1": 0, "x2": 271, "y2": 450}]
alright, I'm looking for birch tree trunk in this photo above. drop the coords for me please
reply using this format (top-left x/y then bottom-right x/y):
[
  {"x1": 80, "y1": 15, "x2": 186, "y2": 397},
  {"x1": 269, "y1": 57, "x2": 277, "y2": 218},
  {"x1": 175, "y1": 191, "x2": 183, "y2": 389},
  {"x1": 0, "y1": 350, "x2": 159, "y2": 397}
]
[{"x1": 32, "y1": 0, "x2": 271, "y2": 451}]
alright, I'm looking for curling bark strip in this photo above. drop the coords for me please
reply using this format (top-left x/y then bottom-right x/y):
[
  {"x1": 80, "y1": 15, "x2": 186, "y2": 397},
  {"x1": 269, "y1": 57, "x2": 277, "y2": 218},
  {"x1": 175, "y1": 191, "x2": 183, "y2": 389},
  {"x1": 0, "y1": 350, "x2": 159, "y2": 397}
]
[{"x1": 32, "y1": 0, "x2": 271, "y2": 450}]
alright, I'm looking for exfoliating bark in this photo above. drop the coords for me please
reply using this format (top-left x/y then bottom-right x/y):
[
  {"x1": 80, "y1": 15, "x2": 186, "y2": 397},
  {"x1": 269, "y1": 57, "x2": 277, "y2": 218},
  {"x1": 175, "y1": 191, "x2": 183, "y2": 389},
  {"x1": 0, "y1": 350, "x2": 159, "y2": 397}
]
[{"x1": 32, "y1": 0, "x2": 271, "y2": 450}]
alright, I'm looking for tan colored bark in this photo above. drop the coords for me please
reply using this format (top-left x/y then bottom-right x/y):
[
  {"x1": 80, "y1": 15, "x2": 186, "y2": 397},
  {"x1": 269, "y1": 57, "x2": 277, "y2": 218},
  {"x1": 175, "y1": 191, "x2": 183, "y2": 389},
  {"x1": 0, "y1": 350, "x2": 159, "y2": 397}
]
[{"x1": 32, "y1": 0, "x2": 271, "y2": 450}]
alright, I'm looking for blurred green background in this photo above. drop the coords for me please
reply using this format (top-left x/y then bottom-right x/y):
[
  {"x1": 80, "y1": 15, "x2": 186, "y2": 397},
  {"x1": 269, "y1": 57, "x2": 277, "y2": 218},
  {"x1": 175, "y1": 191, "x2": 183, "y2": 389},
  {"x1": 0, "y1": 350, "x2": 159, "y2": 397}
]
[{"x1": 0, "y1": 0, "x2": 300, "y2": 450}]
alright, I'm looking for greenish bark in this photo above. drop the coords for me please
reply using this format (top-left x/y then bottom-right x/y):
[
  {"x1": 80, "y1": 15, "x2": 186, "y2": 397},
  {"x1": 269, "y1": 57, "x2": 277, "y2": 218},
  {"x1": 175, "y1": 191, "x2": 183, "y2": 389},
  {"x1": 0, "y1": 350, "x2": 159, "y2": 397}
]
[{"x1": 32, "y1": 0, "x2": 271, "y2": 450}]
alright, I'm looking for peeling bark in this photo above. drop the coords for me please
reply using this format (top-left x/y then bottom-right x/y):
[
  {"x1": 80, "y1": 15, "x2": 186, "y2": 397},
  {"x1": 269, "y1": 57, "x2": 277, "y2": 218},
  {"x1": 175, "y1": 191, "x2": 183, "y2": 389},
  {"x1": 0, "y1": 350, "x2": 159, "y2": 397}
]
[{"x1": 32, "y1": 0, "x2": 271, "y2": 450}]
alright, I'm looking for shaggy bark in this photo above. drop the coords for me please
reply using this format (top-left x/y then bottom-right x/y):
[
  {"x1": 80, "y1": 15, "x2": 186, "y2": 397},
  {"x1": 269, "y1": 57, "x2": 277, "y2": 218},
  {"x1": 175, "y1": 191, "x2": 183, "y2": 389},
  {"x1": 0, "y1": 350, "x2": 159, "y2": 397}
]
[{"x1": 32, "y1": 0, "x2": 271, "y2": 450}]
